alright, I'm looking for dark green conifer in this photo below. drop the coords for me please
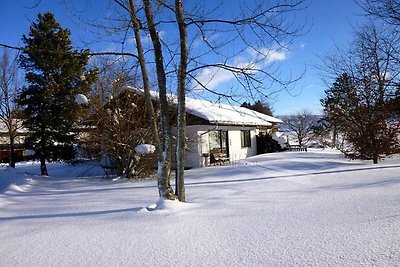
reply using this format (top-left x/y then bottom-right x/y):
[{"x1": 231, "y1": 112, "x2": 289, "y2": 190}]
[{"x1": 18, "y1": 13, "x2": 96, "y2": 175}]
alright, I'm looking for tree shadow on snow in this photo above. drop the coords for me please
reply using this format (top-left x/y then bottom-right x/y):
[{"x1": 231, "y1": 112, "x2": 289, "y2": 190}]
[
  {"x1": 6, "y1": 183, "x2": 157, "y2": 197},
  {"x1": 186, "y1": 164, "x2": 400, "y2": 188},
  {"x1": 0, "y1": 207, "x2": 142, "y2": 222}
]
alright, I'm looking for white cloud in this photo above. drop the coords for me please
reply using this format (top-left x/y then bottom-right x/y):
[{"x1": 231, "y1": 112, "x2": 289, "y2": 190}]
[
  {"x1": 247, "y1": 47, "x2": 288, "y2": 64},
  {"x1": 192, "y1": 46, "x2": 289, "y2": 91},
  {"x1": 194, "y1": 66, "x2": 235, "y2": 90},
  {"x1": 265, "y1": 49, "x2": 287, "y2": 63}
]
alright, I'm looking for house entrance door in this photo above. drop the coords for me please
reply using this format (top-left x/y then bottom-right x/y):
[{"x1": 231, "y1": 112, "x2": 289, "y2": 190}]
[{"x1": 209, "y1": 130, "x2": 229, "y2": 157}]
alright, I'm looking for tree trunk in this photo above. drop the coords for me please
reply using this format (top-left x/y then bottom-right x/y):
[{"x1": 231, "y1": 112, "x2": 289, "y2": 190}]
[
  {"x1": 128, "y1": 0, "x2": 169, "y2": 192},
  {"x1": 128, "y1": 0, "x2": 160, "y2": 152},
  {"x1": 175, "y1": 0, "x2": 188, "y2": 202},
  {"x1": 9, "y1": 135, "x2": 15, "y2": 168},
  {"x1": 40, "y1": 156, "x2": 48, "y2": 176},
  {"x1": 332, "y1": 123, "x2": 337, "y2": 148},
  {"x1": 143, "y1": 0, "x2": 174, "y2": 200},
  {"x1": 373, "y1": 154, "x2": 378, "y2": 164},
  {"x1": 372, "y1": 142, "x2": 379, "y2": 164},
  {"x1": 39, "y1": 136, "x2": 48, "y2": 175}
]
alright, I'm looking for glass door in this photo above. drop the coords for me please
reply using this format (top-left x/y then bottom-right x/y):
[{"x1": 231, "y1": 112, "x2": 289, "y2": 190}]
[{"x1": 209, "y1": 130, "x2": 229, "y2": 156}]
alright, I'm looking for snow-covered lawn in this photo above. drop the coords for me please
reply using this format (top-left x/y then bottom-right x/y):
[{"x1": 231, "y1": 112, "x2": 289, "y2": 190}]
[{"x1": 1, "y1": 150, "x2": 399, "y2": 266}]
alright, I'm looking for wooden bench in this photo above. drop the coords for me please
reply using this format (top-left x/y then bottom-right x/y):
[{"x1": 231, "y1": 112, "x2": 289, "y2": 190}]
[
  {"x1": 210, "y1": 152, "x2": 230, "y2": 165},
  {"x1": 288, "y1": 145, "x2": 307, "y2": 152}
]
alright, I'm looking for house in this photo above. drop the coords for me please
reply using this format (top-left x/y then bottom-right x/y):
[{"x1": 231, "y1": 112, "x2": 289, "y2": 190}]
[
  {"x1": 0, "y1": 122, "x2": 30, "y2": 163},
  {"x1": 184, "y1": 97, "x2": 282, "y2": 168},
  {"x1": 128, "y1": 87, "x2": 282, "y2": 169}
]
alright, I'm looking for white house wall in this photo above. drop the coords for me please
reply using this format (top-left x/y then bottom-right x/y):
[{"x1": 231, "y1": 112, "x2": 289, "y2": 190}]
[
  {"x1": 185, "y1": 125, "x2": 259, "y2": 169},
  {"x1": 228, "y1": 126, "x2": 257, "y2": 163},
  {"x1": 184, "y1": 125, "x2": 202, "y2": 168}
]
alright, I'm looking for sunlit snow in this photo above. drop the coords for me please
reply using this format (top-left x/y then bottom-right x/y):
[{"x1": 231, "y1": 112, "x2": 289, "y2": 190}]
[
  {"x1": 75, "y1": 94, "x2": 89, "y2": 105},
  {"x1": 135, "y1": 144, "x2": 156, "y2": 154},
  {"x1": 0, "y1": 150, "x2": 399, "y2": 266}
]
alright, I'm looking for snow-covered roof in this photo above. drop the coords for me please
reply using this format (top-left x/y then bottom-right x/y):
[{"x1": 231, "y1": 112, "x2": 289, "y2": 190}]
[
  {"x1": 128, "y1": 87, "x2": 282, "y2": 127},
  {"x1": 184, "y1": 97, "x2": 282, "y2": 126}
]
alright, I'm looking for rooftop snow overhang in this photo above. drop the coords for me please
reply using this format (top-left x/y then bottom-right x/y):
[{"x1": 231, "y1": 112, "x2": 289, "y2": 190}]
[{"x1": 127, "y1": 86, "x2": 282, "y2": 127}]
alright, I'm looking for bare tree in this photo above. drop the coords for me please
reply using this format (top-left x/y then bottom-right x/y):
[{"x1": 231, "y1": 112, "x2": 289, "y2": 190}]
[
  {"x1": 125, "y1": 0, "x2": 175, "y2": 199},
  {"x1": 174, "y1": 0, "x2": 188, "y2": 202},
  {"x1": 142, "y1": 0, "x2": 177, "y2": 199},
  {"x1": 0, "y1": 48, "x2": 22, "y2": 168},
  {"x1": 357, "y1": 0, "x2": 400, "y2": 27},
  {"x1": 282, "y1": 109, "x2": 316, "y2": 147}
]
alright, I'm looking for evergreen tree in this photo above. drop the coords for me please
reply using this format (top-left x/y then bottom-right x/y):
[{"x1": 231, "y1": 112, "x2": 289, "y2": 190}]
[
  {"x1": 392, "y1": 86, "x2": 400, "y2": 114},
  {"x1": 18, "y1": 13, "x2": 96, "y2": 175},
  {"x1": 321, "y1": 73, "x2": 356, "y2": 133},
  {"x1": 241, "y1": 100, "x2": 273, "y2": 116},
  {"x1": 322, "y1": 73, "x2": 400, "y2": 163},
  {"x1": 256, "y1": 133, "x2": 283, "y2": 154}
]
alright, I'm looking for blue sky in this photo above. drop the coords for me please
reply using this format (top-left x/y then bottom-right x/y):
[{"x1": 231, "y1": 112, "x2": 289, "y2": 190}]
[
  {"x1": 278, "y1": 0, "x2": 366, "y2": 114},
  {"x1": 0, "y1": 0, "x2": 367, "y2": 115}
]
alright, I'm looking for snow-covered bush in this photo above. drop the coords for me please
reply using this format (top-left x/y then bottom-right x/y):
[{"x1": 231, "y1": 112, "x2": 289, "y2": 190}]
[{"x1": 135, "y1": 144, "x2": 156, "y2": 154}]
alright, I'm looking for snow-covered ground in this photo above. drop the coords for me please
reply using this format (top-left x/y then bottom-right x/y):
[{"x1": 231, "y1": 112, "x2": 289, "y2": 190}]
[{"x1": 1, "y1": 150, "x2": 399, "y2": 266}]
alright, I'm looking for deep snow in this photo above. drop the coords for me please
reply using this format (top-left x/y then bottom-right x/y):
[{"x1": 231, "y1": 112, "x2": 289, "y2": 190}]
[{"x1": 0, "y1": 150, "x2": 399, "y2": 266}]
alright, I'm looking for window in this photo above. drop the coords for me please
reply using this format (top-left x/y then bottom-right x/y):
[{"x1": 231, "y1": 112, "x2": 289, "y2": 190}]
[{"x1": 241, "y1": 130, "x2": 251, "y2": 147}]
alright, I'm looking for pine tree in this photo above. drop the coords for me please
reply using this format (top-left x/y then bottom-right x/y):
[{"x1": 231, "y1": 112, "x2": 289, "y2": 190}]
[
  {"x1": 18, "y1": 13, "x2": 96, "y2": 175},
  {"x1": 241, "y1": 101, "x2": 273, "y2": 116}
]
